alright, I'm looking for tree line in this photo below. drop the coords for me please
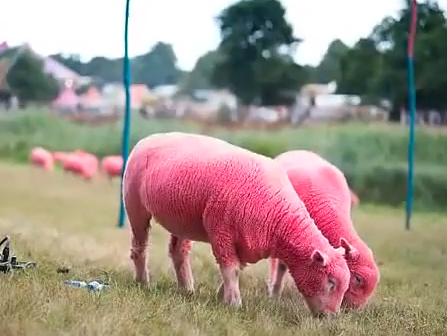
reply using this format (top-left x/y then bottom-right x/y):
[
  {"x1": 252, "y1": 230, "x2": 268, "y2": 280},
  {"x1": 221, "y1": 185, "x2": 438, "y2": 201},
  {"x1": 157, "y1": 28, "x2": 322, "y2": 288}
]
[
  {"x1": 2, "y1": 0, "x2": 447, "y2": 119},
  {"x1": 183, "y1": 0, "x2": 447, "y2": 120}
]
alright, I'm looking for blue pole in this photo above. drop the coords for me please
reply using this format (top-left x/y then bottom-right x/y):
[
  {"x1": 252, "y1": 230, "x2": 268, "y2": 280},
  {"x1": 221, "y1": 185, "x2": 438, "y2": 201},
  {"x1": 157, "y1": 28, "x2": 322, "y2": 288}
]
[
  {"x1": 405, "y1": 0, "x2": 417, "y2": 231},
  {"x1": 118, "y1": 0, "x2": 132, "y2": 228},
  {"x1": 405, "y1": 57, "x2": 416, "y2": 231}
]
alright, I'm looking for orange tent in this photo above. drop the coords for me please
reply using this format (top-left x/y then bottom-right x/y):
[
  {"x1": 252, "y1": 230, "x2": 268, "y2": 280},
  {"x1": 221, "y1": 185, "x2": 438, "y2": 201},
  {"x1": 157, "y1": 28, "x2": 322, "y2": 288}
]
[
  {"x1": 130, "y1": 84, "x2": 153, "y2": 109},
  {"x1": 51, "y1": 87, "x2": 79, "y2": 108},
  {"x1": 80, "y1": 87, "x2": 103, "y2": 108}
]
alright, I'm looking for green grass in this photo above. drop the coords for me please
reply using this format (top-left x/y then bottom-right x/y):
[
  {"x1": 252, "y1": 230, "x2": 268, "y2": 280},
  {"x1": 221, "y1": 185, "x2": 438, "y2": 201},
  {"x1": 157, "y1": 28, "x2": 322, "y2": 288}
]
[
  {"x1": 2, "y1": 108, "x2": 447, "y2": 167},
  {"x1": 1, "y1": 162, "x2": 447, "y2": 335},
  {"x1": 2, "y1": 108, "x2": 447, "y2": 211}
]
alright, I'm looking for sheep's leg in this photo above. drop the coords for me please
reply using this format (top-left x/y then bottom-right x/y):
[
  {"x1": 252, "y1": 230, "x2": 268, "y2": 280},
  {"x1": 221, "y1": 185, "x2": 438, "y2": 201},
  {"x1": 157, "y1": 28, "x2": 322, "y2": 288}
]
[
  {"x1": 267, "y1": 257, "x2": 279, "y2": 291},
  {"x1": 216, "y1": 261, "x2": 247, "y2": 300},
  {"x1": 126, "y1": 196, "x2": 152, "y2": 285},
  {"x1": 219, "y1": 263, "x2": 242, "y2": 307},
  {"x1": 209, "y1": 239, "x2": 242, "y2": 307},
  {"x1": 169, "y1": 235, "x2": 194, "y2": 292},
  {"x1": 268, "y1": 259, "x2": 288, "y2": 297}
]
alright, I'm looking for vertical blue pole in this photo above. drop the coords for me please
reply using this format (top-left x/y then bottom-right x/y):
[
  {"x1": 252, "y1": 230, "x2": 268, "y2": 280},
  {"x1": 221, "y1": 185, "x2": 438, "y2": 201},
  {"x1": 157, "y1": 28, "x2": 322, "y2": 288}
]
[
  {"x1": 405, "y1": 57, "x2": 416, "y2": 231},
  {"x1": 405, "y1": 0, "x2": 417, "y2": 231},
  {"x1": 118, "y1": 0, "x2": 132, "y2": 228}
]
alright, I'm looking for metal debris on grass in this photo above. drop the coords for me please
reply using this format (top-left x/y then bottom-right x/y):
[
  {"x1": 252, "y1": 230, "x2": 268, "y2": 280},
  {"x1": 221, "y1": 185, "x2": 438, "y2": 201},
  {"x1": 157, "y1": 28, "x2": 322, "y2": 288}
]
[
  {"x1": 0, "y1": 235, "x2": 37, "y2": 273},
  {"x1": 63, "y1": 270, "x2": 111, "y2": 292}
]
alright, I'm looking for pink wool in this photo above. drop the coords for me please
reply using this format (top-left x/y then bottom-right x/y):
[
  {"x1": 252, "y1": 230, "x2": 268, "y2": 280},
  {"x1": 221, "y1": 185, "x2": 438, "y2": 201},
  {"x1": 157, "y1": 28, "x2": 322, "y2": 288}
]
[
  {"x1": 268, "y1": 150, "x2": 380, "y2": 310},
  {"x1": 52, "y1": 151, "x2": 70, "y2": 165},
  {"x1": 63, "y1": 151, "x2": 99, "y2": 180},
  {"x1": 30, "y1": 147, "x2": 54, "y2": 171},
  {"x1": 350, "y1": 189, "x2": 360, "y2": 207},
  {"x1": 101, "y1": 155, "x2": 123, "y2": 179},
  {"x1": 123, "y1": 132, "x2": 351, "y2": 316}
]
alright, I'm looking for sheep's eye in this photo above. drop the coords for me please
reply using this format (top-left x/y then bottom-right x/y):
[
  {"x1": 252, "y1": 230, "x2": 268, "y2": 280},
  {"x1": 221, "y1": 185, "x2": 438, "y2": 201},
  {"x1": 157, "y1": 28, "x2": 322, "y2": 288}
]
[
  {"x1": 354, "y1": 274, "x2": 363, "y2": 286},
  {"x1": 328, "y1": 278, "x2": 337, "y2": 291}
]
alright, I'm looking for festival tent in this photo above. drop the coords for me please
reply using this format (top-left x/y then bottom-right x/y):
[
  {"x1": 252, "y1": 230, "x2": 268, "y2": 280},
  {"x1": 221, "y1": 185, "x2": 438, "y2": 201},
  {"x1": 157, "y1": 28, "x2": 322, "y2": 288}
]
[
  {"x1": 102, "y1": 83, "x2": 125, "y2": 108},
  {"x1": 51, "y1": 87, "x2": 79, "y2": 110},
  {"x1": 79, "y1": 87, "x2": 104, "y2": 109}
]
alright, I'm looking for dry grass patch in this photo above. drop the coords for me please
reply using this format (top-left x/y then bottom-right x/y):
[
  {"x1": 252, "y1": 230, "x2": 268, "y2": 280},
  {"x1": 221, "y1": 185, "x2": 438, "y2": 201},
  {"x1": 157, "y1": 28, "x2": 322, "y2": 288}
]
[{"x1": 0, "y1": 162, "x2": 446, "y2": 336}]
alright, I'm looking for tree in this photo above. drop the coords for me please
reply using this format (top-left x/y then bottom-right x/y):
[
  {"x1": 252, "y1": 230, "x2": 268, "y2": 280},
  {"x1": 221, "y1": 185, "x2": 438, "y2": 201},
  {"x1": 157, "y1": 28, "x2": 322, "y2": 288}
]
[
  {"x1": 50, "y1": 41, "x2": 184, "y2": 88},
  {"x1": 6, "y1": 50, "x2": 59, "y2": 104},
  {"x1": 132, "y1": 42, "x2": 183, "y2": 87},
  {"x1": 179, "y1": 51, "x2": 220, "y2": 93},
  {"x1": 335, "y1": 0, "x2": 447, "y2": 119},
  {"x1": 371, "y1": 0, "x2": 447, "y2": 116},
  {"x1": 311, "y1": 39, "x2": 350, "y2": 83},
  {"x1": 338, "y1": 38, "x2": 383, "y2": 100},
  {"x1": 211, "y1": 0, "x2": 306, "y2": 106}
]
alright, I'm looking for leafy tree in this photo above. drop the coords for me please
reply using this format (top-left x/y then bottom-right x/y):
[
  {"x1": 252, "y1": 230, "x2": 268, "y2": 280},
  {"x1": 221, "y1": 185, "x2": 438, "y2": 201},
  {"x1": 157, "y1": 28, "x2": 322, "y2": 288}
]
[
  {"x1": 132, "y1": 42, "x2": 182, "y2": 87},
  {"x1": 311, "y1": 39, "x2": 350, "y2": 83},
  {"x1": 6, "y1": 50, "x2": 59, "y2": 104},
  {"x1": 372, "y1": 0, "x2": 447, "y2": 116},
  {"x1": 179, "y1": 51, "x2": 220, "y2": 93},
  {"x1": 50, "y1": 41, "x2": 183, "y2": 88},
  {"x1": 211, "y1": 0, "x2": 306, "y2": 105},
  {"x1": 338, "y1": 38, "x2": 383, "y2": 100},
  {"x1": 335, "y1": 0, "x2": 447, "y2": 119}
]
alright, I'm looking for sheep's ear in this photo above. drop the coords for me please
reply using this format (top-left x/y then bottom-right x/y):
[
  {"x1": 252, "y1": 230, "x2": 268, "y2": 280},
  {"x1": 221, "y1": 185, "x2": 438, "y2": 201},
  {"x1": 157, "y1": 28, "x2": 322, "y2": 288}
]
[
  {"x1": 340, "y1": 238, "x2": 359, "y2": 259},
  {"x1": 311, "y1": 250, "x2": 327, "y2": 267},
  {"x1": 335, "y1": 246, "x2": 345, "y2": 256}
]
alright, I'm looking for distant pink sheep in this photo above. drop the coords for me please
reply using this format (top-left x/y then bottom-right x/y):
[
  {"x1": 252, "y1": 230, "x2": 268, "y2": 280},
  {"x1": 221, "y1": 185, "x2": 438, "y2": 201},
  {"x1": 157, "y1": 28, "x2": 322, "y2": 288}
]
[
  {"x1": 268, "y1": 150, "x2": 380, "y2": 310},
  {"x1": 101, "y1": 155, "x2": 123, "y2": 180},
  {"x1": 350, "y1": 190, "x2": 360, "y2": 207},
  {"x1": 62, "y1": 150, "x2": 99, "y2": 181},
  {"x1": 123, "y1": 132, "x2": 351, "y2": 317},
  {"x1": 30, "y1": 147, "x2": 54, "y2": 171},
  {"x1": 52, "y1": 151, "x2": 69, "y2": 165}
]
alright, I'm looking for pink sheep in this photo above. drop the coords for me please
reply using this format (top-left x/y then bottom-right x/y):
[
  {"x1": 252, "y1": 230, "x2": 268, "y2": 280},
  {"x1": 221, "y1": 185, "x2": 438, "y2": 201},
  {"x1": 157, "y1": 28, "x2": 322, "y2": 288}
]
[
  {"x1": 101, "y1": 155, "x2": 123, "y2": 180},
  {"x1": 52, "y1": 151, "x2": 69, "y2": 165},
  {"x1": 123, "y1": 132, "x2": 352, "y2": 317},
  {"x1": 30, "y1": 147, "x2": 54, "y2": 171},
  {"x1": 268, "y1": 150, "x2": 380, "y2": 310},
  {"x1": 62, "y1": 150, "x2": 99, "y2": 181},
  {"x1": 76, "y1": 151, "x2": 99, "y2": 180},
  {"x1": 350, "y1": 189, "x2": 360, "y2": 207},
  {"x1": 62, "y1": 153, "x2": 81, "y2": 174}
]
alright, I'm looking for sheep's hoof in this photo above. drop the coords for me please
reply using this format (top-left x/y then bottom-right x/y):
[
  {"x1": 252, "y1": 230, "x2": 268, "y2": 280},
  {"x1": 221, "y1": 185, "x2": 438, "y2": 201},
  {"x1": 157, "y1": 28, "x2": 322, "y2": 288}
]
[
  {"x1": 134, "y1": 274, "x2": 150, "y2": 287},
  {"x1": 216, "y1": 282, "x2": 224, "y2": 300},
  {"x1": 226, "y1": 295, "x2": 242, "y2": 307},
  {"x1": 179, "y1": 285, "x2": 195, "y2": 296}
]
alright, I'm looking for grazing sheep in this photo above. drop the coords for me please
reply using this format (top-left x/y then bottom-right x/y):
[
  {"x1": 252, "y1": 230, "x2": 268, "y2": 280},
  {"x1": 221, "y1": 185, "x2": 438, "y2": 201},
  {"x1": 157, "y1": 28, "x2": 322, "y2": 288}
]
[
  {"x1": 101, "y1": 155, "x2": 123, "y2": 180},
  {"x1": 268, "y1": 150, "x2": 380, "y2": 310},
  {"x1": 123, "y1": 132, "x2": 351, "y2": 317},
  {"x1": 30, "y1": 147, "x2": 54, "y2": 171},
  {"x1": 62, "y1": 150, "x2": 99, "y2": 180},
  {"x1": 350, "y1": 189, "x2": 360, "y2": 207},
  {"x1": 52, "y1": 151, "x2": 69, "y2": 165}
]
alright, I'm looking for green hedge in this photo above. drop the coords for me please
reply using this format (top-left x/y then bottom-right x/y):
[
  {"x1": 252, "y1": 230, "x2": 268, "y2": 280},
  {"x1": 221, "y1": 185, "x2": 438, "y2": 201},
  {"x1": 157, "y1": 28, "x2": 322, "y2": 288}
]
[
  {"x1": 343, "y1": 163, "x2": 447, "y2": 212},
  {"x1": 1, "y1": 110, "x2": 447, "y2": 212}
]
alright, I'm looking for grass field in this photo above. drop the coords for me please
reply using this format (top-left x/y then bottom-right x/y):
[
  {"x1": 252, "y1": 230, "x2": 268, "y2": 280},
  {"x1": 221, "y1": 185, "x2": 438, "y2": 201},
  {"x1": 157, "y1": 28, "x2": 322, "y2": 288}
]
[
  {"x1": 4, "y1": 111, "x2": 447, "y2": 212},
  {"x1": 1, "y1": 162, "x2": 447, "y2": 336}
]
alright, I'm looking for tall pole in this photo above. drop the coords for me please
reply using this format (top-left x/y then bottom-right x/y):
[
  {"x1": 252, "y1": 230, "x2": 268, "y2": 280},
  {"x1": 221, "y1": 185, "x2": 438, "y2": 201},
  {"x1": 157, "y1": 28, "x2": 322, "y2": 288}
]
[
  {"x1": 118, "y1": 0, "x2": 132, "y2": 228},
  {"x1": 405, "y1": 0, "x2": 418, "y2": 231}
]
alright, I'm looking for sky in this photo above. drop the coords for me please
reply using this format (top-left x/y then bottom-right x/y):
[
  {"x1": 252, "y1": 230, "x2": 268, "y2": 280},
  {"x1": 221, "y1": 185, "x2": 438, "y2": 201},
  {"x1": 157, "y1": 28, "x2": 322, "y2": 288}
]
[{"x1": 0, "y1": 0, "x2": 444, "y2": 71}]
